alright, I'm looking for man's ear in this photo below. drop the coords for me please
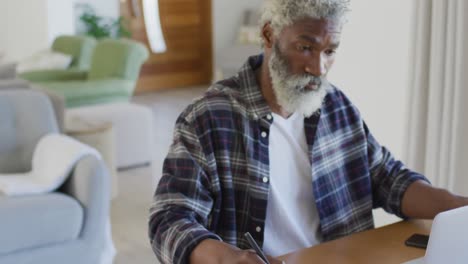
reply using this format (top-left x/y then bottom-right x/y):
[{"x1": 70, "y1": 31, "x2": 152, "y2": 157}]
[{"x1": 261, "y1": 22, "x2": 274, "y2": 49}]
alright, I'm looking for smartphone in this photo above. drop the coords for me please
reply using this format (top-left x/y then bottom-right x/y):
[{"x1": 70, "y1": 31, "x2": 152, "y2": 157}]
[{"x1": 405, "y1": 234, "x2": 430, "y2": 249}]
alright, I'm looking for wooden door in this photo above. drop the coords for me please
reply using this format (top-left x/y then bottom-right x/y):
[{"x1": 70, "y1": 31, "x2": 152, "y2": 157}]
[{"x1": 121, "y1": 0, "x2": 213, "y2": 93}]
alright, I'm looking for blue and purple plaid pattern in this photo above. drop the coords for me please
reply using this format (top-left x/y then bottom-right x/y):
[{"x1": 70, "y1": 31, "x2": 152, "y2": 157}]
[{"x1": 149, "y1": 55, "x2": 428, "y2": 264}]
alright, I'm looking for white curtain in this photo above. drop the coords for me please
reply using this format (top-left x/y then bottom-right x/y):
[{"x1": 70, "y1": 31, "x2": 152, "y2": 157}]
[{"x1": 405, "y1": 0, "x2": 468, "y2": 195}]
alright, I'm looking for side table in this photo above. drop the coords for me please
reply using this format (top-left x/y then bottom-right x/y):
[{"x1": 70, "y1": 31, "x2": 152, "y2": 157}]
[{"x1": 65, "y1": 116, "x2": 118, "y2": 199}]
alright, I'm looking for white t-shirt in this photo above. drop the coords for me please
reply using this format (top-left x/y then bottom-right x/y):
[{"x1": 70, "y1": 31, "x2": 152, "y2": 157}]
[{"x1": 263, "y1": 112, "x2": 321, "y2": 256}]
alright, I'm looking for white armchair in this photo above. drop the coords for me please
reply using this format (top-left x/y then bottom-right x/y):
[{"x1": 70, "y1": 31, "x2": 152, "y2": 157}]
[{"x1": 0, "y1": 90, "x2": 114, "y2": 264}]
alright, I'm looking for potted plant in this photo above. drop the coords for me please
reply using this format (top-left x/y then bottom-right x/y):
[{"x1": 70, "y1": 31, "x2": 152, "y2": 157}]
[{"x1": 77, "y1": 4, "x2": 131, "y2": 39}]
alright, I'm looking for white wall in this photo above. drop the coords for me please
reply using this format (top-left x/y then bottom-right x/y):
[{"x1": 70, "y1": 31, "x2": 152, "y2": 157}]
[
  {"x1": 328, "y1": 0, "x2": 413, "y2": 159},
  {"x1": 47, "y1": 0, "x2": 75, "y2": 44},
  {"x1": 0, "y1": 4, "x2": 7, "y2": 58},
  {"x1": 73, "y1": 0, "x2": 119, "y2": 20},
  {"x1": 1, "y1": 0, "x2": 49, "y2": 61},
  {"x1": 212, "y1": 0, "x2": 263, "y2": 55},
  {"x1": 0, "y1": 0, "x2": 74, "y2": 62},
  {"x1": 0, "y1": 0, "x2": 113, "y2": 62}
]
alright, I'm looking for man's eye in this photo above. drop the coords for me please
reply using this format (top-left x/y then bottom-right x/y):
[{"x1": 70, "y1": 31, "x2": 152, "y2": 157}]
[
  {"x1": 325, "y1": 49, "x2": 336, "y2": 56},
  {"x1": 299, "y1": 45, "x2": 311, "y2": 51}
]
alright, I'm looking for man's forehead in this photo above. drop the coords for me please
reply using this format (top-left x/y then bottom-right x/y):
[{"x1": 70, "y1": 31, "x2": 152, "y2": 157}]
[
  {"x1": 290, "y1": 17, "x2": 342, "y2": 35},
  {"x1": 297, "y1": 34, "x2": 341, "y2": 47}
]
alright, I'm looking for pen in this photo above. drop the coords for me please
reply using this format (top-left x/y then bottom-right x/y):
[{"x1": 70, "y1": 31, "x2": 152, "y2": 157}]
[{"x1": 244, "y1": 232, "x2": 270, "y2": 264}]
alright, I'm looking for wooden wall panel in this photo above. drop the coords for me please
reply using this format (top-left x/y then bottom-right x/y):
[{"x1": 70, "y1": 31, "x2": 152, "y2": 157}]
[{"x1": 121, "y1": 0, "x2": 213, "y2": 93}]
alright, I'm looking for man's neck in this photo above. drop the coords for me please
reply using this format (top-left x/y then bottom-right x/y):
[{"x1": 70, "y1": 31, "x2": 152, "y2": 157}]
[{"x1": 255, "y1": 61, "x2": 292, "y2": 119}]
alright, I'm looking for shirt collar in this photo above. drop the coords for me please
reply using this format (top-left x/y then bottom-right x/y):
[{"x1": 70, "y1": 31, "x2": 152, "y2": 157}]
[{"x1": 237, "y1": 54, "x2": 272, "y2": 120}]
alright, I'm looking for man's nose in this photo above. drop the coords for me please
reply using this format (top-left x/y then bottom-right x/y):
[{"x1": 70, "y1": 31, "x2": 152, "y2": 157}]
[{"x1": 305, "y1": 54, "x2": 326, "y2": 77}]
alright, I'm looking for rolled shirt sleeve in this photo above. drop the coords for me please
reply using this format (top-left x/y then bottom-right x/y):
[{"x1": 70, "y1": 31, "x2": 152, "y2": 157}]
[{"x1": 365, "y1": 122, "x2": 430, "y2": 218}]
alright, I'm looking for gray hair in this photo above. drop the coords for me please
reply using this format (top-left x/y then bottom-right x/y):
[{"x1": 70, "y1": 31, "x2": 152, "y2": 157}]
[{"x1": 259, "y1": 0, "x2": 350, "y2": 43}]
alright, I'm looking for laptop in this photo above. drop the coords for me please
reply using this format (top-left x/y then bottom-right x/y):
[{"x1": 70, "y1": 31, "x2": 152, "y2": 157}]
[{"x1": 403, "y1": 206, "x2": 468, "y2": 264}]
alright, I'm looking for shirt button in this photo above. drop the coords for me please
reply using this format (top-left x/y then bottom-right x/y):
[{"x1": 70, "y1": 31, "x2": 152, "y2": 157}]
[
  {"x1": 266, "y1": 114, "x2": 272, "y2": 120},
  {"x1": 261, "y1": 131, "x2": 267, "y2": 138},
  {"x1": 256, "y1": 226, "x2": 262, "y2": 233},
  {"x1": 262, "y1": 177, "x2": 269, "y2": 183}
]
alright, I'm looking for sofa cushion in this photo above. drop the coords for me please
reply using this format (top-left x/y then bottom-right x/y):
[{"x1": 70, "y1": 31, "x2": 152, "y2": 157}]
[{"x1": 0, "y1": 192, "x2": 83, "y2": 255}]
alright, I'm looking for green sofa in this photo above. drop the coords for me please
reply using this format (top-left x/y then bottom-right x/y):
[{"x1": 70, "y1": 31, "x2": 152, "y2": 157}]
[
  {"x1": 20, "y1": 38, "x2": 149, "y2": 108},
  {"x1": 19, "y1": 35, "x2": 96, "y2": 82}
]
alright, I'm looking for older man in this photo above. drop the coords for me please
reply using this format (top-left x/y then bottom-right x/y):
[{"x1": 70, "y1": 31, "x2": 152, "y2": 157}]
[{"x1": 149, "y1": 0, "x2": 468, "y2": 263}]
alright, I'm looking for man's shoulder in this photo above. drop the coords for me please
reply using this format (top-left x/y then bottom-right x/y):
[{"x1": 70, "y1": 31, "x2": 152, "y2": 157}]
[
  {"x1": 178, "y1": 76, "x2": 248, "y2": 124},
  {"x1": 324, "y1": 85, "x2": 360, "y2": 112},
  {"x1": 326, "y1": 85, "x2": 354, "y2": 106},
  {"x1": 320, "y1": 84, "x2": 363, "y2": 125}
]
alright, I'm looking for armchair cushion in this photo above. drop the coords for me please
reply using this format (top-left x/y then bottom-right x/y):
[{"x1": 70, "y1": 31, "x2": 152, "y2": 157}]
[{"x1": 0, "y1": 193, "x2": 83, "y2": 255}]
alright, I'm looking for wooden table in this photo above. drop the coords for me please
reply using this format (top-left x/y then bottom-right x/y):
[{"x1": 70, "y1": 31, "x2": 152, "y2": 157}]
[{"x1": 279, "y1": 220, "x2": 432, "y2": 264}]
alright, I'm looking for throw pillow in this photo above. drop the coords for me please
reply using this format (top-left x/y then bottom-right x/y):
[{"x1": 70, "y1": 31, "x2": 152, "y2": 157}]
[{"x1": 16, "y1": 50, "x2": 72, "y2": 73}]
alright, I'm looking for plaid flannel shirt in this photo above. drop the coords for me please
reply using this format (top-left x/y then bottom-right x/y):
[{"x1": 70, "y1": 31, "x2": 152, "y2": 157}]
[{"x1": 149, "y1": 55, "x2": 429, "y2": 264}]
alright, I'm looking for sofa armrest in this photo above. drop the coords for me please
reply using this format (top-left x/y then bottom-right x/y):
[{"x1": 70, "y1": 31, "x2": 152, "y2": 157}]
[
  {"x1": 19, "y1": 70, "x2": 88, "y2": 82},
  {"x1": 61, "y1": 155, "x2": 110, "y2": 241}
]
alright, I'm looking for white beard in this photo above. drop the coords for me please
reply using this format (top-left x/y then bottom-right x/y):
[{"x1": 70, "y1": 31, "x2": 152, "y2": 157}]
[{"x1": 268, "y1": 44, "x2": 329, "y2": 117}]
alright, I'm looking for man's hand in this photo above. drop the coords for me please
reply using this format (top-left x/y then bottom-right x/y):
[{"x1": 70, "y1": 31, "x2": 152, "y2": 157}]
[{"x1": 190, "y1": 239, "x2": 284, "y2": 264}]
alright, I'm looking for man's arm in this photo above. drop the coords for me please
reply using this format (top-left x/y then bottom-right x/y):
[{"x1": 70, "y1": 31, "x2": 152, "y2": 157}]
[
  {"x1": 366, "y1": 125, "x2": 467, "y2": 218},
  {"x1": 401, "y1": 180, "x2": 468, "y2": 219},
  {"x1": 364, "y1": 121, "x2": 430, "y2": 217},
  {"x1": 149, "y1": 118, "x2": 221, "y2": 264}
]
